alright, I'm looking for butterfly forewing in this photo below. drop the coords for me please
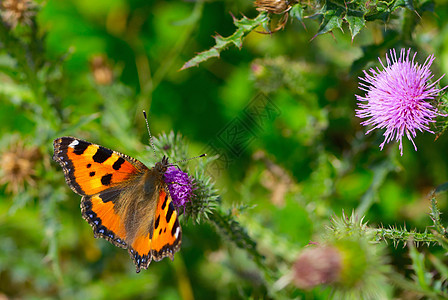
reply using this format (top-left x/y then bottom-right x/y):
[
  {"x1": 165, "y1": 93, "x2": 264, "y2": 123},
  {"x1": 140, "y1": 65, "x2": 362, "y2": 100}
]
[{"x1": 53, "y1": 137, "x2": 147, "y2": 195}]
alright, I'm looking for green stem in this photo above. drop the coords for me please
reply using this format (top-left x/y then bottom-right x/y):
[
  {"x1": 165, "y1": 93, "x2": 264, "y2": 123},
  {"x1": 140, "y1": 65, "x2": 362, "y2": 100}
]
[
  {"x1": 400, "y1": 3, "x2": 417, "y2": 42},
  {"x1": 356, "y1": 159, "x2": 395, "y2": 216},
  {"x1": 207, "y1": 209, "x2": 271, "y2": 277},
  {"x1": 429, "y1": 197, "x2": 446, "y2": 236},
  {"x1": 208, "y1": 209, "x2": 261, "y2": 259}
]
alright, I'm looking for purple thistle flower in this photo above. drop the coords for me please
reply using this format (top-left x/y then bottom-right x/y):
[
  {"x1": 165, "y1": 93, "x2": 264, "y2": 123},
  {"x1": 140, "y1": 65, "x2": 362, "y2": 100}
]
[
  {"x1": 356, "y1": 48, "x2": 447, "y2": 156},
  {"x1": 164, "y1": 166, "x2": 194, "y2": 208}
]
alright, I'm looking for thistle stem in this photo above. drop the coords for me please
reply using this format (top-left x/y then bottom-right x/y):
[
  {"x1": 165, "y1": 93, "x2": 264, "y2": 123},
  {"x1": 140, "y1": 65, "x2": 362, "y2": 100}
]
[{"x1": 373, "y1": 227, "x2": 439, "y2": 245}]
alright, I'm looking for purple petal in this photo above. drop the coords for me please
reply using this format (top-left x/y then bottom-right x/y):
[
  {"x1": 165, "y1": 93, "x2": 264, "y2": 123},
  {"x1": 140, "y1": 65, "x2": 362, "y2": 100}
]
[
  {"x1": 355, "y1": 48, "x2": 447, "y2": 156},
  {"x1": 164, "y1": 166, "x2": 194, "y2": 207}
]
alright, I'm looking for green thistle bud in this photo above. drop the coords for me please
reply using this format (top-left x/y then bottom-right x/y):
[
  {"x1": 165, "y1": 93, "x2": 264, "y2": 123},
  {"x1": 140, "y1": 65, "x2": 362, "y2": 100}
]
[
  {"x1": 292, "y1": 212, "x2": 391, "y2": 299},
  {"x1": 333, "y1": 239, "x2": 368, "y2": 288}
]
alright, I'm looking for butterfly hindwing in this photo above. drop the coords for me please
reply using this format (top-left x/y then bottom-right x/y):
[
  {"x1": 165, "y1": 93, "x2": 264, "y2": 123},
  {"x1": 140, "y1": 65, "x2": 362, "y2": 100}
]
[
  {"x1": 127, "y1": 185, "x2": 182, "y2": 272},
  {"x1": 81, "y1": 190, "x2": 128, "y2": 249},
  {"x1": 151, "y1": 188, "x2": 181, "y2": 261}
]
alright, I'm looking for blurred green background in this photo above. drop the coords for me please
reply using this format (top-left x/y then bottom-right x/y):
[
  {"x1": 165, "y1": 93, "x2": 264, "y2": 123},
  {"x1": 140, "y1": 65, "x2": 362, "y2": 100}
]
[{"x1": 2, "y1": 0, "x2": 448, "y2": 299}]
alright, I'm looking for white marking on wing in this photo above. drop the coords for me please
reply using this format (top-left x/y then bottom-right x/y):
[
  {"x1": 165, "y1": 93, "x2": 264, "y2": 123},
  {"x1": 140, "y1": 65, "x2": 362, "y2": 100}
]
[{"x1": 68, "y1": 140, "x2": 79, "y2": 148}]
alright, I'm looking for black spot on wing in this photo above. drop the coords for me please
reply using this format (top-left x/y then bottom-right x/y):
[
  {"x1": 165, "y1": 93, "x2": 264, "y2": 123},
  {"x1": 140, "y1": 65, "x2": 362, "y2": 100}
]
[
  {"x1": 161, "y1": 195, "x2": 168, "y2": 210},
  {"x1": 112, "y1": 157, "x2": 125, "y2": 170},
  {"x1": 73, "y1": 140, "x2": 89, "y2": 155},
  {"x1": 98, "y1": 188, "x2": 121, "y2": 203},
  {"x1": 89, "y1": 171, "x2": 95, "y2": 177},
  {"x1": 166, "y1": 202, "x2": 174, "y2": 223},
  {"x1": 154, "y1": 215, "x2": 160, "y2": 229},
  {"x1": 101, "y1": 173, "x2": 112, "y2": 186},
  {"x1": 87, "y1": 163, "x2": 92, "y2": 168},
  {"x1": 171, "y1": 219, "x2": 179, "y2": 236},
  {"x1": 92, "y1": 146, "x2": 113, "y2": 163}
]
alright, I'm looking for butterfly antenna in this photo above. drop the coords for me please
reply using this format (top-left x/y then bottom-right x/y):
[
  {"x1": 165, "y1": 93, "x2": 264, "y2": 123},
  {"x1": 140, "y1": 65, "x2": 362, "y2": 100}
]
[
  {"x1": 172, "y1": 153, "x2": 207, "y2": 165},
  {"x1": 143, "y1": 110, "x2": 157, "y2": 159}
]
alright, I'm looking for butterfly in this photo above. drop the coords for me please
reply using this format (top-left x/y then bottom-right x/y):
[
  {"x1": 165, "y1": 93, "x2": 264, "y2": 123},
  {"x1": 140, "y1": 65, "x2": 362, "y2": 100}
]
[{"x1": 53, "y1": 136, "x2": 182, "y2": 272}]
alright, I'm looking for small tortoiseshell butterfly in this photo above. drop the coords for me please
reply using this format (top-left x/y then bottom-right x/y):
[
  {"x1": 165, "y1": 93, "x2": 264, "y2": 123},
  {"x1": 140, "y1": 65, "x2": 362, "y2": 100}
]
[{"x1": 53, "y1": 135, "x2": 182, "y2": 272}]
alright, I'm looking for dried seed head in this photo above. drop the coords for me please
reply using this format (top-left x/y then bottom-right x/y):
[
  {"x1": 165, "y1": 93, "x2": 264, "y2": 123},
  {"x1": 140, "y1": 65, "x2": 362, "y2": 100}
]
[
  {"x1": 254, "y1": 0, "x2": 292, "y2": 14},
  {"x1": 0, "y1": 0, "x2": 36, "y2": 28},
  {"x1": 0, "y1": 140, "x2": 40, "y2": 194},
  {"x1": 89, "y1": 55, "x2": 114, "y2": 85}
]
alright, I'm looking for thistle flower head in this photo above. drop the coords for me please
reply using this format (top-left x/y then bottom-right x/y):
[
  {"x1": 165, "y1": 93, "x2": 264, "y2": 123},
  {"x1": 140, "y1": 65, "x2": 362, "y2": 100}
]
[
  {"x1": 164, "y1": 166, "x2": 194, "y2": 208},
  {"x1": 356, "y1": 48, "x2": 447, "y2": 156}
]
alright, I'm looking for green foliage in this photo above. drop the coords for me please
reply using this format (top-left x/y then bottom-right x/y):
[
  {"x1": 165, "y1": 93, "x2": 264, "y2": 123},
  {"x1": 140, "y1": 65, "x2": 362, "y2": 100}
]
[
  {"x1": 184, "y1": 0, "x2": 433, "y2": 68},
  {"x1": 401, "y1": 241, "x2": 448, "y2": 299},
  {"x1": 2, "y1": 0, "x2": 448, "y2": 299}
]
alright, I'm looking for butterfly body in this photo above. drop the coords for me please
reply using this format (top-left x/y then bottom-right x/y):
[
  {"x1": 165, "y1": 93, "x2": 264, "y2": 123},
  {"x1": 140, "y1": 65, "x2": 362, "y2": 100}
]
[{"x1": 53, "y1": 137, "x2": 181, "y2": 272}]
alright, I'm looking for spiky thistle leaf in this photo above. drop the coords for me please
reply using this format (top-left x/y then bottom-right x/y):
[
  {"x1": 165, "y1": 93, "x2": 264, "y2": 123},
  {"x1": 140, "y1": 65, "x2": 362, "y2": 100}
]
[{"x1": 181, "y1": 12, "x2": 269, "y2": 70}]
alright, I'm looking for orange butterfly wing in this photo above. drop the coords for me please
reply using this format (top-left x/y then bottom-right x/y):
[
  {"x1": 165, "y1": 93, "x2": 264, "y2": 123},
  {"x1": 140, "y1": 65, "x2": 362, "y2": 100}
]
[
  {"x1": 53, "y1": 137, "x2": 147, "y2": 196},
  {"x1": 151, "y1": 188, "x2": 181, "y2": 261},
  {"x1": 128, "y1": 188, "x2": 182, "y2": 271},
  {"x1": 53, "y1": 137, "x2": 182, "y2": 272}
]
